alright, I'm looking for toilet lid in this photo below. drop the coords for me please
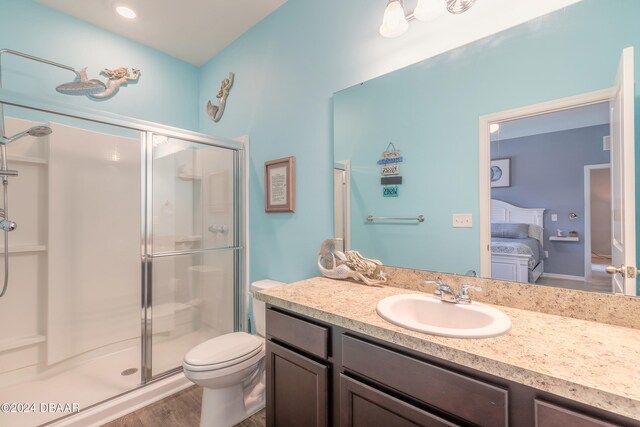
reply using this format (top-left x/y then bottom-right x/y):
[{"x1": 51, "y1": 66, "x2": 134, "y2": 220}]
[{"x1": 184, "y1": 332, "x2": 264, "y2": 368}]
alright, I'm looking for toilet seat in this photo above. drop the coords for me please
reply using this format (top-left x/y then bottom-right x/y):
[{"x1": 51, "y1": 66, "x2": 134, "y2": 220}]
[{"x1": 184, "y1": 332, "x2": 264, "y2": 372}]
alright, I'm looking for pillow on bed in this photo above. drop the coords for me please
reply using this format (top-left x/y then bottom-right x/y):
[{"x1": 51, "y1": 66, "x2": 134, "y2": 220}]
[
  {"x1": 491, "y1": 223, "x2": 530, "y2": 239},
  {"x1": 528, "y1": 224, "x2": 543, "y2": 242}
]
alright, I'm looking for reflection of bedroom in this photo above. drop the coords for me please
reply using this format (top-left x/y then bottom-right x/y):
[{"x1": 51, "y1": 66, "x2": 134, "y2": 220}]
[{"x1": 490, "y1": 102, "x2": 612, "y2": 293}]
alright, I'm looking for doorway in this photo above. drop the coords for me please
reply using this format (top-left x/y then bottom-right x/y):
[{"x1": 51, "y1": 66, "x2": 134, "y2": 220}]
[
  {"x1": 479, "y1": 88, "x2": 624, "y2": 292},
  {"x1": 584, "y1": 164, "x2": 614, "y2": 292}
]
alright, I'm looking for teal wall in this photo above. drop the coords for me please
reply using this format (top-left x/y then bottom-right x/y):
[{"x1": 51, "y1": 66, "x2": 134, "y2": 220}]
[
  {"x1": 199, "y1": 0, "x2": 640, "y2": 289},
  {"x1": 0, "y1": 0, "x2": 199, "y2": 130}
]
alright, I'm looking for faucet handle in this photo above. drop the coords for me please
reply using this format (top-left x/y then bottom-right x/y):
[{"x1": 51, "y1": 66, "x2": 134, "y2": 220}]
[
  {"x1": 424, "y1": 279, "x2": 444, "y2": 287},
  {"x1": 425, "y1": 280, "x2": 445, "y2": 295},
  {"x1": 459, "y1": 284, "x2": 482, "y2": 303}
]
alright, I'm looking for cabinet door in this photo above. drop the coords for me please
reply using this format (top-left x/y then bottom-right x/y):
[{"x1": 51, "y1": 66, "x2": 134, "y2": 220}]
[
  {"x1": 535, "y1": 400, "x2": 621, "y2": 427},
  {"x1": 266, "y1": 340, "x2": 328, "y2": 427},
  {"x1": 340, "y1": 375, "x2": 460, "y2": 427}
]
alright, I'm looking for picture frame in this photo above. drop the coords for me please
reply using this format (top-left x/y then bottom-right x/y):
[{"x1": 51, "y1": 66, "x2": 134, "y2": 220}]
[
  {"x1": 265, "y1": 156, "x2": 296, "y2": 213},
  {"x1": 490, "y1": 158, "x2": 511, "y2": 188}
]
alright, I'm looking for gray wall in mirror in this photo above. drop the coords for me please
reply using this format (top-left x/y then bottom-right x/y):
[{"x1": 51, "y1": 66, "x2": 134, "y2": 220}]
[{"x1": 333, "y1": 0, "x2": 640, "y2": 295}]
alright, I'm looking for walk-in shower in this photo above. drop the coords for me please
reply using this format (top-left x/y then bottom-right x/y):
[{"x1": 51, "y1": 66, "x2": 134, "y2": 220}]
[{"x1": 0, "y1": 50, "x2": 245, "y2": 426}]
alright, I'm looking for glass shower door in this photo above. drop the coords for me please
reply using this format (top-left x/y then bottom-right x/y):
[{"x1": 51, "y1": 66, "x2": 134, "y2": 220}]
[{"x1": 146, "y1": 134, "x2": 240, "y2": 378}]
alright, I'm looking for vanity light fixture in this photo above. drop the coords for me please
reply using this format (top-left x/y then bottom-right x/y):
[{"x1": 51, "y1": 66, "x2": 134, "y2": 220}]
[
  {"x1": 380, "y1": 0, "x2": 477, "y2": 38},
  {"x1": 115, "y1": 5, "x2": 137, "y2": 20}
]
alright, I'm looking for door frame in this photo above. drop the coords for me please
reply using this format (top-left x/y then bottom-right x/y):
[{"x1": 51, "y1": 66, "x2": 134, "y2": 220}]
[
  {"x1": 583, "y1": 163, "x2": 611, "y2": 285},
  {"x1": 334, "y1": 160, "x2": 351, "y2": 252},
  {"x1": 479, "y1": 88, "x2": 614, "y2": 278}
]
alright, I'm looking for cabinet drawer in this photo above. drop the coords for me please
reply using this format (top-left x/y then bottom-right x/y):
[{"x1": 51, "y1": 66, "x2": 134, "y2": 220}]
[
  {"x1": 535, "y1": 400, "x2": 621, "y2": 427},
  {"x1": 266, "y1": 309, "x2": 329, "y2": 359},
  {"x1": 342, "y1": 335, "x2": 508, "y2": 427},
  {"x1": 340, "y1": 374, "x2": 460, "y2": 427}
]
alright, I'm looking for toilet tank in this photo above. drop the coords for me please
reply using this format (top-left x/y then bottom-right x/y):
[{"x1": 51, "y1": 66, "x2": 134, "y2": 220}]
[{"x1": 251, "y1": 279, "x2": 285, "y2": 337}]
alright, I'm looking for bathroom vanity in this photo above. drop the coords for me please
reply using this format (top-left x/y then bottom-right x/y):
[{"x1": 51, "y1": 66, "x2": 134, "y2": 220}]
[{"x1": 258, "y1": 277, "x2": 640, "y2": 427}]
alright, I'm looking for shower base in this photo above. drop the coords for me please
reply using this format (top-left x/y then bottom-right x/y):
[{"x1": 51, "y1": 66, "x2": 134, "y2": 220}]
[{"x1": 0, "y1": 328, "x2": 217, "y2": 427}]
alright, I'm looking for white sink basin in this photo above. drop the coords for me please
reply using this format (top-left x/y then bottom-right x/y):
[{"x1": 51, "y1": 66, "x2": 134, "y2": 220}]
[{"x1": 376, "y1": 293, "x2": 511, "y2": 338}]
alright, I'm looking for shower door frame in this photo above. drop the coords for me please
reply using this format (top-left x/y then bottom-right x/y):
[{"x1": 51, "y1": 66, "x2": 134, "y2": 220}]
[
  {"x1": 141, "y1": 131, "x2": 247, "y2": 382},
  {"x1": 0, "y1": 92, "x2": 247, "y2": 388}
]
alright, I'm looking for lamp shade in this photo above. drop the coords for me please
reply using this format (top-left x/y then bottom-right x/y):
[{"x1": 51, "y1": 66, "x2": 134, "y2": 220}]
[
  {"x1": 379, "y1": 0, "x2": 409, "y2": 38},
  {"x1": 413, "y1": 0, "x2": 446, "y2": 21}
]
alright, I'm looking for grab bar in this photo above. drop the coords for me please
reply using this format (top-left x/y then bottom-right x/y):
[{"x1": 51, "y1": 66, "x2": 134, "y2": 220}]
[{"x1": 367, "y1": 215, "x2": 425, "y2": 223}]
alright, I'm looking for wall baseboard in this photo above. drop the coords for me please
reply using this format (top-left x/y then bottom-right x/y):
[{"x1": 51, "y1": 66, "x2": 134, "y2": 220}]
[{"x1": 542, "y1": 273, "x2": 585, "y2": 281}]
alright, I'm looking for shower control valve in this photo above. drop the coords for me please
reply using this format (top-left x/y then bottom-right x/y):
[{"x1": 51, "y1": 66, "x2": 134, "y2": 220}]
[{"x1": 0, "y1": 219, "x2": 17, "y2": 232}]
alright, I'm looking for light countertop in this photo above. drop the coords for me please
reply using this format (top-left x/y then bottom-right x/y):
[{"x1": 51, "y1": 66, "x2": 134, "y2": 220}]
[{"x1": 256, "y1": 277, "x2": 640, "y2": 420}]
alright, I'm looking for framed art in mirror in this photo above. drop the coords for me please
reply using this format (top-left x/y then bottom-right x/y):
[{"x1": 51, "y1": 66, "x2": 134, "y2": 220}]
[{"x1": 490, "y1": 158, "x2": 510, "y2": 188}]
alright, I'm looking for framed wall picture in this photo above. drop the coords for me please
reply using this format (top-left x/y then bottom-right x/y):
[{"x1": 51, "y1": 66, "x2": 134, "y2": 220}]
[
  {"x1": 265, "y1": 156, "x2": 296, "y2": 212},
  {"x1": 490, "y1": 158, "x2": 511, "y2": 188}
]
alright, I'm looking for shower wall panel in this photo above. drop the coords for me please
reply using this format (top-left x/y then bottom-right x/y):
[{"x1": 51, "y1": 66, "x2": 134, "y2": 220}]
[
  {"x1": 47, "y1": 123, "x2": 141, "y2": 365},
  {"x1": 0, "y1": 117, "x2": 49, "y2": 378}
]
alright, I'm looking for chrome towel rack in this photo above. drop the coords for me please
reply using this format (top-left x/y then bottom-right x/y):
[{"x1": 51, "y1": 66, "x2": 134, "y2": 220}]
[{"x1": 367, "y1": 215, "x2": 425, "y2": 223}]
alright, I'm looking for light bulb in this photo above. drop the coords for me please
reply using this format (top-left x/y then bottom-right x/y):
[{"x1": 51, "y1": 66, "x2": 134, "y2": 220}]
[
  {"x1": 413, "y1": 0, "x2": 446, "y2": 22},
  {"x1": 489, "y1": 123, "x2": 500, "y2": 134},
  {"x1": 116, "y1": 6, "x2": 137, "y2": 19},
  {"x1": 379, "y1": 0, "x2": 409, "y2": 38}
]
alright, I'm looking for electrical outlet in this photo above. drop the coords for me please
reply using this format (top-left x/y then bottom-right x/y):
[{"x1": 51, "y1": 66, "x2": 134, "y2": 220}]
[
  {"x1": 551, "y1": 214, "x2": 558, "y2": 222},
  {"x1": 544, "y1": 251, "x2": 549, "y2": 258},
  {"x1": 452, "y1": 214, "x2": 472, "y2": 228}
]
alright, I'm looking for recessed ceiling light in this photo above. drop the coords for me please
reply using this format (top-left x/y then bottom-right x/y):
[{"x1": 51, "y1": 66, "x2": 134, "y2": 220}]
[{"x1": 116, "y1": 6, "x2": 137, "y2": 19}]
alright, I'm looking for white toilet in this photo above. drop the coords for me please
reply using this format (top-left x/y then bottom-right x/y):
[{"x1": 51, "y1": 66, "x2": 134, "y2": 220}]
[{"x1": 183, "y1": 279, "x2": 284, "y2": 427}]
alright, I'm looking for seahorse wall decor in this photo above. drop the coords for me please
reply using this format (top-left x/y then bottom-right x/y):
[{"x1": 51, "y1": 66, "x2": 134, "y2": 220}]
[
  {"x1": 76, "y1": 66, "x2": 141, "y2": 99},
  {"x1": 207, "y1": 72, "x2": 234, "y2": 123},
  {"x1": 317, "y1": 239, "x2": 387, "y2": 287}
]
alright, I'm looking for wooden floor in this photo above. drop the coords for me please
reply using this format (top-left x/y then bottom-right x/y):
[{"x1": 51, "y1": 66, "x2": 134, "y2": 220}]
[
  {"x1": 536, "y1": 255, "x2": 613, "y2": 293},
  {"x1": 103, "y1": 386, "x2": 265, "y2": 427}
]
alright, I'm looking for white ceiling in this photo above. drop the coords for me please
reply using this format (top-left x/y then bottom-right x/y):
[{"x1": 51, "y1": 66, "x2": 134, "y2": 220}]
[
  {"x1": 491, "y1": 102, "x2": 610, "y2": 142},
  {"x1": 35, "y1": 0, "x2": 287, "y2": 66}
]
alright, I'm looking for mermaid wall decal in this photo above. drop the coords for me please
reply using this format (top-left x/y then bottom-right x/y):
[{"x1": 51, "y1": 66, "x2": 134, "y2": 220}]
[
  {"x1": 207, "y1": 72, "x2": 234, "y2": 123},
  {"x1": 65, "y1": 66, "x2": 141, "y2": 99}
]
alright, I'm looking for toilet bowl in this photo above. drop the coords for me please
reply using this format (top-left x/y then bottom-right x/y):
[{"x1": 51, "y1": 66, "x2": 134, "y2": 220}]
[{"x1": 183, "y1": 279, "x2": 284, "y2": 427}]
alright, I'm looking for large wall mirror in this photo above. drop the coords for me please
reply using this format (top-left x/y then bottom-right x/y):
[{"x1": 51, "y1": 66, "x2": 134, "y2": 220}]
[{"x1": 333, "y1": 0, "x2": 640, "y2": 296}]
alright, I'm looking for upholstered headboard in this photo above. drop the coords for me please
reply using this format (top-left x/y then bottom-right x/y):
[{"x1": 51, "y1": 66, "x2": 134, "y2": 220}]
[{"x1": 491, "y1": 199, "x2": 545, "y2": 243}]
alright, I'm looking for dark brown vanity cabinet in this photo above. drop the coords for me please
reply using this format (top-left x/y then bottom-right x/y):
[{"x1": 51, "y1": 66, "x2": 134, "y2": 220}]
[
  {"x1": 265, "y1": 309, "x2": 330, "y2": 427},
  {"x1": 534, "y1": 400, "x2": 622, "y2": 427},
  {"x1": 340, "y1": 374, "x2": 459, "y2": 427},
  {"x1": 266, "y1": 341, "x2": 329, "y2": 427},
  {"x1": 341, "y1": 335, "x2": 507, "y2": 427},
  {"x1": 265, "y1": 307, "x2": 640, "y2": 427}
]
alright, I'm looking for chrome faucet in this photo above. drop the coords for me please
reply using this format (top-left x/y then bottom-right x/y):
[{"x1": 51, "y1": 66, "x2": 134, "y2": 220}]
[{"x1": 425, "y1": 280, "x2": 482, "y2": 304}]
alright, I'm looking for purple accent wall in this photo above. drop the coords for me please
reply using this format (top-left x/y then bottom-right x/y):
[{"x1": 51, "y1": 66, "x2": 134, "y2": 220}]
[{"x1": 491, "y1": 124, "x2": 610, "y2": 277}]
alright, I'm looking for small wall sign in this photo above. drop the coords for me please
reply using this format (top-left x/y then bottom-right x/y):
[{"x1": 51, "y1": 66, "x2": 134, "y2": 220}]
[
  {"x1": 377, "y1": 156, "x2": 403, "y2": 165},
  {"x1": 383, "y1": 186, "x2": 399, "y2": 197},
  {"x1": 381, "y1": 176, "x2": 403, "y2": 185},
  {"x1": 379, "y1": 143, "x2": 403, "y2": 197},
  {"x1": 381, "y1": 164, "x2": 400, "y2": 175}
]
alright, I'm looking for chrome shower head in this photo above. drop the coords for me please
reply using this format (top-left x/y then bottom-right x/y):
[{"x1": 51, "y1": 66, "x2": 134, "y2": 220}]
[
  {"x1": 56, "y1": 79, "x2": 106, "y2": 96},
  {"x1": 0, "y1": 125, "x2": 52, "y2": 144},
  {"x1": 26, "y1": 126, "x2": 52, "y2": 137}
]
